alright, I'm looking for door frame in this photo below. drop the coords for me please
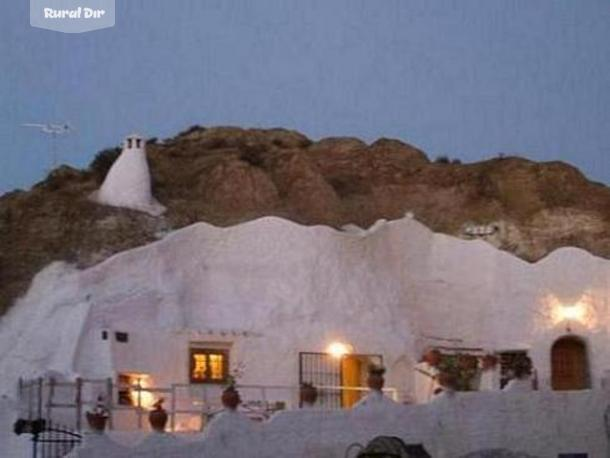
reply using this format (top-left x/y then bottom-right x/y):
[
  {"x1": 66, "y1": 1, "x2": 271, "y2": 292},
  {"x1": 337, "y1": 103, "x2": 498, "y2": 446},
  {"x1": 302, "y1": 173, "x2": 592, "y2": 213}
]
[{"x1": 550, "y1": 335, "x2": 591, "y2": 391}]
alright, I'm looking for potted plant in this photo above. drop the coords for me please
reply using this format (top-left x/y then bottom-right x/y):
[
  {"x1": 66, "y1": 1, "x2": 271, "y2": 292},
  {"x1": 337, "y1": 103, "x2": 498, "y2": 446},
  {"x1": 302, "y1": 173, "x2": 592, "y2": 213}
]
[
  {"x1": 299, "y1": 382, "x2": 318, "y2": 407},
  {"x1": 436, "y1": 352, "x2": 480, "y2": 392},
  {"x1": 86, "y1": 395, "x2": 109, "y2": 433},
  {"x1": 457, "y1": 354, "x2": 478, "y2": 371},
  {"x1": 221, "y1": 366, "x2": 244, "y2": 411},
  {"x1": 148, "y1": 397, "x2": 168, "y2": 432},
  {"x1": 221, "y1": 383, "x2": 241, "y2": 410},
  {"x1": 367, "y1": 364, "x2": 386, "y2": 391}
]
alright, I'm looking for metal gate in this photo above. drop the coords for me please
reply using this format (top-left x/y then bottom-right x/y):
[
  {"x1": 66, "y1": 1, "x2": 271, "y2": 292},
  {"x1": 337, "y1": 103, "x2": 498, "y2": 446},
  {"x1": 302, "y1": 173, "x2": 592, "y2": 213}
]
[
  {"x1": 14, "y1": 418, "x2": 82, "y2": 458},
  {"x1": 298, "y1": 352, "x2": 382, "y2": 409}
]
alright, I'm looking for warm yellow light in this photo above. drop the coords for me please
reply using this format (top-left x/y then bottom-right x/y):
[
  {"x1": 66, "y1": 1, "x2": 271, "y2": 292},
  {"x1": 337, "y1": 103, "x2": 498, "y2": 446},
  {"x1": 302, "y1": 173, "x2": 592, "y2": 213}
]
[
  {"x1": 129, "y1": 375, "x2": 157, "y2": 410},
  {"x1": 545, "y1": 293, "x2": 596, "y2": 329},
  {"x1": 559, "y1": 304, "x2": 585, "y2": 322},
  {"x1": 138, "y1": 390, "x2": 156, "y2": 410},
  {"x1": 327, "y1": 342, "x2": 351, "y2": 358}
]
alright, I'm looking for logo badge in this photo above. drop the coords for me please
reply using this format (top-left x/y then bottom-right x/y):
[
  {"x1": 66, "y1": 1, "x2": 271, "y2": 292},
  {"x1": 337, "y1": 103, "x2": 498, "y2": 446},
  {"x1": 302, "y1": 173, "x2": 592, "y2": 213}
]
[{"x1": 30, "y1": 0, "x2": 115, "y2": 33}]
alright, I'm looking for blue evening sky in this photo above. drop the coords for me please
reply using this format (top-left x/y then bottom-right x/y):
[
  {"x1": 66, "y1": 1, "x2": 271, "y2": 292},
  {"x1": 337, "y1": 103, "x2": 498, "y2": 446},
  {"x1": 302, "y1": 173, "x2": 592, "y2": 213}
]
[{"x1": 1, "y1": 1, "x2": 609, "y2": 194}]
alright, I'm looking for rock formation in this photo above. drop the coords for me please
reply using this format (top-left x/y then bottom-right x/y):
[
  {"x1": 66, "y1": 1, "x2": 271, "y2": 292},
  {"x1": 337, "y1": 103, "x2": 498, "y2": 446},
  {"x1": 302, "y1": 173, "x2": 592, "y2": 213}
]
[{"x1": 0, "y1": 125, "x2": 609, "y2": 316}]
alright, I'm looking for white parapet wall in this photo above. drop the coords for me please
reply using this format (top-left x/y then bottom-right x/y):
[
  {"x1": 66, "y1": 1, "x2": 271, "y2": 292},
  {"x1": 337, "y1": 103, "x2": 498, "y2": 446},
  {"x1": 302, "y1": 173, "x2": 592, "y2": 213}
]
[{"x1": 64, "y1": 390, "x2": 610, "y2": 458}]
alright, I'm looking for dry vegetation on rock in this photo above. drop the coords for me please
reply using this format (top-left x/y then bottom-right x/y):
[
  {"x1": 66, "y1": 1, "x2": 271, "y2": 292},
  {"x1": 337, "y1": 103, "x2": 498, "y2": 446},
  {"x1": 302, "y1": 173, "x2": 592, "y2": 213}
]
[{"x1": 1, "y1": 126, "x2": 609, "y2": 315}]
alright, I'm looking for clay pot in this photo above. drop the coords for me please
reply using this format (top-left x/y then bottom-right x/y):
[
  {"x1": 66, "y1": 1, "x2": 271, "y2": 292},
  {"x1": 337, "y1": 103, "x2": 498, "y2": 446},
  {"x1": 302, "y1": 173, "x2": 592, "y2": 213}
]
[
  {"x1": 423, "y1": 349, "x2": 442, "y2": 367},
  {"x1": 221, "y1": 386, "x2": 241, "y2": 410},
  {"x1": 481, "y1": 354, "x2": 498, "y2": 371},
  {"x1": 367, "y1": 367, "x2": 386, "y2": 391},
  {"x1": 149, "y1": 406, "x2": 168, "y2": 432},
  {"x1": 86, "y1": 412, "x2": 107, "y2": 433},
  {"x1": 299, "y1": 384, "x2": 318, "y2": 406}
]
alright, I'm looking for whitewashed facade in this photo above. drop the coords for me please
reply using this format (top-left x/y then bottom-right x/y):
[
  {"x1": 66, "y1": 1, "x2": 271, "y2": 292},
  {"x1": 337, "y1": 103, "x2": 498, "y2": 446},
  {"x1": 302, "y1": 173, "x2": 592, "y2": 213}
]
[{"x1": 1, "y1": 212, "x2": 609, "y2": 403}]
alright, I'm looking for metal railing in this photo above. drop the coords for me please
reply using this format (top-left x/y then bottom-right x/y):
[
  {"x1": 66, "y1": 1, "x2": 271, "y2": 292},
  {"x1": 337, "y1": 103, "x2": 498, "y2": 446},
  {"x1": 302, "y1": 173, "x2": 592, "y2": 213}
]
[{"x1": 18, "y1": 377, "x2": 400, "y2": 433}]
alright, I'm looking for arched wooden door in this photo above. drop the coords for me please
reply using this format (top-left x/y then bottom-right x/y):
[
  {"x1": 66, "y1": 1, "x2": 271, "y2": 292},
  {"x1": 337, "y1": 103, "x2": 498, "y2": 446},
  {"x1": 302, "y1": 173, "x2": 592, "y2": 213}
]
[{"x1": 551, "y1": 336, "x2": 590, "y2": 390}]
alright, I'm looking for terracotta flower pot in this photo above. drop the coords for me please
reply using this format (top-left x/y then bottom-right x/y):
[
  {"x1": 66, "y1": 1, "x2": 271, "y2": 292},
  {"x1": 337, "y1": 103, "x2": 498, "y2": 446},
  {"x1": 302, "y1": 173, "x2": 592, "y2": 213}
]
[
  {"x1": 299, "y1": 384, "x2": 318, "y2": 406},
  {"x1": 221, "y1": 386, "x2": 241, "y2": 410},
  {"x1": 423, "y1": 349, "x2": 442, "y2": 367},
  {"x1": 149, "y1": 406, "x2": 168, "y2": 432},
  {"x1": 367, "y1": 366, "x2": 386, "y2": 391},
  {"x1": 86, "y1": 412, "x2": 107, "y2": 433}
]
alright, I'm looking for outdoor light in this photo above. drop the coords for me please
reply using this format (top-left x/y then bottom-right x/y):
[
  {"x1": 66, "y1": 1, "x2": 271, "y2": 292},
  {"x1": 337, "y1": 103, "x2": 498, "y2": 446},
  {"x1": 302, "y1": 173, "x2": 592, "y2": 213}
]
[
  {"x1": 557, "y1": 303, "x2": 587, "y2": 332},
  {"x1": 327, "y1": 342, "x2": 352, "y2": 358},
  {"x1": 559, "y1": 304, "x2": 585, "y2": 322},
  {"x1": 547, "y1": 293, "x2": 595, "y2": 331}
]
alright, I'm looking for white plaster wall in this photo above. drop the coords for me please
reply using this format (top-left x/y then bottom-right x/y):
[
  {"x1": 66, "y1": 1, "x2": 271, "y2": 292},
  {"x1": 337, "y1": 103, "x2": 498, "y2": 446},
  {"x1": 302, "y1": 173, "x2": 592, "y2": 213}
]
[{"x1": 2, "y1": 215, "x2": 610, "y2": 399}]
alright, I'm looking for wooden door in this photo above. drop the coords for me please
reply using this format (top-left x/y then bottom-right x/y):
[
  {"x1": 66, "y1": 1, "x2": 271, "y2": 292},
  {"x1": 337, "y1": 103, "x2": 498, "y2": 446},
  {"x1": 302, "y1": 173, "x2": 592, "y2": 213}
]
[
  {"x1": 551, "y1": 337, "x2": 590, "y2": 390},
  {"x1": 341, "y1": 355, "x2": 362, "y2": 408}
]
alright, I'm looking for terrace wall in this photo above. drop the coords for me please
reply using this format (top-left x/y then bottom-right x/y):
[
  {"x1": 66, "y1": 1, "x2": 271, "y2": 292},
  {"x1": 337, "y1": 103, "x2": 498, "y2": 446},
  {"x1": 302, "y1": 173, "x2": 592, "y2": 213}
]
[{"x1": 67, "y1": 390, "x2": 610, "y2": 458}]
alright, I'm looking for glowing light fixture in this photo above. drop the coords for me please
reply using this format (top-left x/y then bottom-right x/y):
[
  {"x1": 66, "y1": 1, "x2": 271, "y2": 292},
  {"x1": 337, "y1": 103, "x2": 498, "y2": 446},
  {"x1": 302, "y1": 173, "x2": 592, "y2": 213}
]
[
  {"x1": 559, "y1": 304, "x2": 585, "y2": 322},
  {"x1": 546, "y1": 293, "x2": 595, "y2": 330},
  {"x1": 327, "y1": 342, "x2": 352, "y2": 358}
]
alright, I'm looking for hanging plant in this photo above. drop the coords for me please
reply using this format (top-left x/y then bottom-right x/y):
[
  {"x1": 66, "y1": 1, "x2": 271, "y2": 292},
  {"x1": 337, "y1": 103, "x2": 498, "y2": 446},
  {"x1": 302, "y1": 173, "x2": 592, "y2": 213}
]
[{"x1": 457, "y1": 354, "x2": 478, "y2": 371}]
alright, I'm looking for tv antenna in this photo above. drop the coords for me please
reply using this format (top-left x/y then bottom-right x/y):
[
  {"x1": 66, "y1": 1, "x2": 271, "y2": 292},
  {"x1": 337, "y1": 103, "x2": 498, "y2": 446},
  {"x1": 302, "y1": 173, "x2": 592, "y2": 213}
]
[{"x1": 22, "y1": 122, "x2": 75, "y2": 169}]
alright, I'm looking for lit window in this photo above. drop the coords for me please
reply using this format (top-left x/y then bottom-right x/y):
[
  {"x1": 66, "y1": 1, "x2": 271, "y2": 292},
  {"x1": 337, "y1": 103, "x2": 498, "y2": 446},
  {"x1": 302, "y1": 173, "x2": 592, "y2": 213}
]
[
  {"x1": 118, "y1": 373, "x2": 133, "y2": 405},
  {"x1": 192, "y1": 354, "x2": 208, "y2": 380},
  {"x1": 190, "y1": 348, "x2": 229, "y2": 384},
  {"x1": 209, "y1": 353, "x2": 224, "y2": 380},
  {"x1": 117, "y1": 373, "x2": 155, "y2": 408}
]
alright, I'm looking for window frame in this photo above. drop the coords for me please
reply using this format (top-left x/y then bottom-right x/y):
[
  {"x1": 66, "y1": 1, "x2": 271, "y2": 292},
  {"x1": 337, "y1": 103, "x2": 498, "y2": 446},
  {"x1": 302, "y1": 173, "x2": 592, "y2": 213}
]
[{"x1": 189, "y1": 347, "x2": 229, "y2": 384}]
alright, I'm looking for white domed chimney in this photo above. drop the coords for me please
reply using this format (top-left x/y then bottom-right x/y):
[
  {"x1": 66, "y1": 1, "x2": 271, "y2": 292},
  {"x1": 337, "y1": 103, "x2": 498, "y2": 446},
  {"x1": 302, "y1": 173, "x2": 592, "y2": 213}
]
[{"x1": 94, "y1": 134, "x2": 165, "y2": 216}]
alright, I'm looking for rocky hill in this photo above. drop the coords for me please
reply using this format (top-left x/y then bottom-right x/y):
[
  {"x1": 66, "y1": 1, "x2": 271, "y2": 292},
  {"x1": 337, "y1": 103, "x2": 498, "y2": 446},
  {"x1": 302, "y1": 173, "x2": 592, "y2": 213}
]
[{"x1": 1, "y1": 125, "x2": 609, "y2": 316}]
